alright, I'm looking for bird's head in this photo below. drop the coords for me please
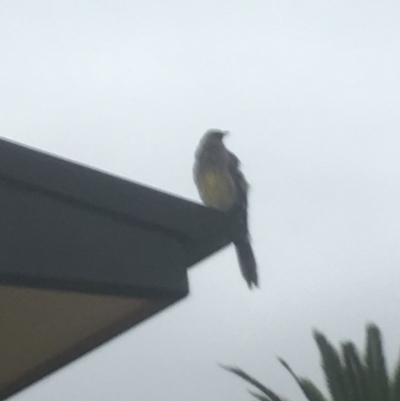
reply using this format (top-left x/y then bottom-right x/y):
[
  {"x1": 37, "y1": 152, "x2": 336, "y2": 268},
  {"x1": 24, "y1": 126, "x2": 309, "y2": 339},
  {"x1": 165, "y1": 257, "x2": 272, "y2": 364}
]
[{"x1": 203, "y1": 129, "x2": 229, "y2": 143}]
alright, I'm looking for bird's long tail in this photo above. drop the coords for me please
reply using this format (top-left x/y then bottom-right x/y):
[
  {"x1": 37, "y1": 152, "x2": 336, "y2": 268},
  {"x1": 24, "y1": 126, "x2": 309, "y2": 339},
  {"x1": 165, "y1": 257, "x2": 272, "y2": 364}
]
[{"x1": 234, "y1": 237, "x2": 258, "y2": 289}]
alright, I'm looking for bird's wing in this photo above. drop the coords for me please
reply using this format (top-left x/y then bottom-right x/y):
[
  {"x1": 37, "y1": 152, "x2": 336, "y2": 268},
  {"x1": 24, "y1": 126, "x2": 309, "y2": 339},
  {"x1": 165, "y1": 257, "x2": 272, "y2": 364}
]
[
  {"x1": 227, "y1": 150, "x2": 258, "y2": 287},
  {"x1": 227, "y1": 151, "x2": 249, "y2": 207},
  {"x1": 227, "y1": 150, "x2": 249, "y2": 237}
]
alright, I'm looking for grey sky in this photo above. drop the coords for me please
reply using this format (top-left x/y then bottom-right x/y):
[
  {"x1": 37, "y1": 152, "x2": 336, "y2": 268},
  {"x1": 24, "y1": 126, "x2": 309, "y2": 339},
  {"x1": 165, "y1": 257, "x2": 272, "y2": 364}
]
[{"x1": 2, "y1": 0, "x2": 400, "y2": 400}]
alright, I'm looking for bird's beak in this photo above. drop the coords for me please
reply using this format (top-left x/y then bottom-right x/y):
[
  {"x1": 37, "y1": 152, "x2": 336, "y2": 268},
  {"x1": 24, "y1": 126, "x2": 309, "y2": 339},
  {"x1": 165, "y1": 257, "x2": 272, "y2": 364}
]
[{"x1": 222, "y1": 131, "x2": 230, "y2": 137}]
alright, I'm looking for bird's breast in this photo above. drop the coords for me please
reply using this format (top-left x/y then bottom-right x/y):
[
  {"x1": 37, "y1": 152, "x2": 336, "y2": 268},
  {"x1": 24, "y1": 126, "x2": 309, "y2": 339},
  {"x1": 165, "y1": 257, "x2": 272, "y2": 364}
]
[{"x1": 196, "y1": 170, "x2": 236, "y2": 211}]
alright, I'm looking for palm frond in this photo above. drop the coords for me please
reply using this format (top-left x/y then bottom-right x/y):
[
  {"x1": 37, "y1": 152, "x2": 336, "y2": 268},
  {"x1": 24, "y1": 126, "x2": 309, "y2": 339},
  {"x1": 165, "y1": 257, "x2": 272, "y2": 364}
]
[
  {"x1": 221, "y1": 324, "x2": 399, "y2": 401},
  {"x1": 278, "y1": 357, "x2": 328, "y2": 401},
  {"x1": 220, "y1": 364, "x2": 286, "y2": 401},
  {"x1": 365, "y1": 324, "x2": 390, "y2": 401},
  {"x1": 249, "y1": 390, "x2": 281, "y2": 401},
  {"x1": 313, "y1": 330, "x2": 348, "y2": 401},
  {"x1": 341, "y1": 342, "x2": 370, "y2": 401},
  {"x1": 389, "y1": 352, "x2": 400, "y2": 401}
]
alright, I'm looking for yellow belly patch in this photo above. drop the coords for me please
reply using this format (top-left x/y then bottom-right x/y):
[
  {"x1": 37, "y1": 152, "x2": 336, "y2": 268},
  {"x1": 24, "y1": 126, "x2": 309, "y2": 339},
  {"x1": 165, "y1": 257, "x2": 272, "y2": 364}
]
[{"x1": 197, "y1": 171, "x2": 235, "y2": 211}]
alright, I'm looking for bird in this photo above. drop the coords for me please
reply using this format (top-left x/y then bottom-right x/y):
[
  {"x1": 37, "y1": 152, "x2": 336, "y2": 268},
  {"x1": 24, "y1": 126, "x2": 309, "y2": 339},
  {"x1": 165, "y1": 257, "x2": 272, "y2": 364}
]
[{"x1": 193, "y1": 129, "x2": 258, "y2": 288}]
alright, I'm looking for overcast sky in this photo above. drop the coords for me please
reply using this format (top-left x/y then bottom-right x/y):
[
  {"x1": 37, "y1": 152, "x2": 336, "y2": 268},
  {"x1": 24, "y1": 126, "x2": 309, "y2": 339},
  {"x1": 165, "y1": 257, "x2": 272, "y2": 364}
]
[{"x1": 2, "y1": 1, "x2": 400, "y2": 400}]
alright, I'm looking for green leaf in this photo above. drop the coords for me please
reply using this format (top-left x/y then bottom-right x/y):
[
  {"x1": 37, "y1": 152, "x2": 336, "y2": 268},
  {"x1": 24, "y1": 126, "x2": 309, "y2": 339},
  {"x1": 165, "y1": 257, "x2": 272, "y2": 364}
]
[
  {"x1": 365, "y1": 324, "x2": 389, "y2": 401},
  {"x1": 313, "y1": 330, "x2": 348, "y2": 401},
  {"x1": 389, "y1": 352, "x2": 400, "y2": 401},
  {"x1": 220, "y1": 364, "x2": 285, "y2": 401},
  {"x1": 278, "y1": 357, "x2": 328, "y2": 401},
  {"x1": 341, "y1": 342, "x2": 370, "y2": 401},
  {"x1": 249, "y1": 390, "x2": 283, "y2": 401}
]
